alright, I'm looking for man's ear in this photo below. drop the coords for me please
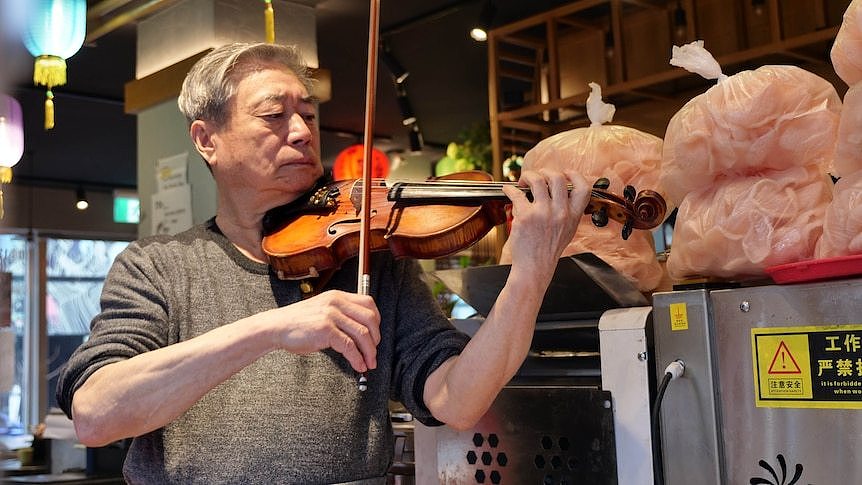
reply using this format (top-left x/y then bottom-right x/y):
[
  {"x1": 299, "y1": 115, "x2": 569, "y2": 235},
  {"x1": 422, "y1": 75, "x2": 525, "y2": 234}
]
[{"x1": 190, "y1": 120, "x2": 217, "y2": 167}]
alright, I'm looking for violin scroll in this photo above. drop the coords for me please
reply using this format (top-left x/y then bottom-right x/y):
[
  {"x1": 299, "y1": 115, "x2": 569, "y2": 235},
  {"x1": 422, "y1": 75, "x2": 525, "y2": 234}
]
[{"x1": 586, "y1": 178, "x2": 667, "y2": 240}]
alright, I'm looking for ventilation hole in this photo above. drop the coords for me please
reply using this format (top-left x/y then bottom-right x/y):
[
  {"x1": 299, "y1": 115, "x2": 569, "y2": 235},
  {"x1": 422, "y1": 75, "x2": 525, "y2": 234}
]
[
  {"x1": 474, "y1": 470, "x2": 486, "y2": 483},
  {"x1": 558, "y1": 436, "x2": 570, "y2": 451},
  {"x1": 481, "y1": 451, "x2": 493, "y2": 466},
  {"x1": 472, "y1": 433, "x2": 485, "y2": 447},
  {"x1": 543, "y1": 474, "x2": 554, "y2": 485},
  {"x1": 541, "y1": 436, "x2": 554, "y2": 450},
  {"x1": 534, "y1": 455, "x2": 546, "y2": 469},
  {"x1": 551, "y1": 456, "x2": 562, "y2": 469},
  {"x1": 466, "y1": 450, "x2": 477, "y2": 465},
  {"x1": 490, "y1": 470, "x2": 502, "y2": 484},
  {"x1": 488, "y1": 433, "x2": 499, "y2": 448},
  {"x1": 496, "y1": 452, "x2": 508, "y2": 466}
]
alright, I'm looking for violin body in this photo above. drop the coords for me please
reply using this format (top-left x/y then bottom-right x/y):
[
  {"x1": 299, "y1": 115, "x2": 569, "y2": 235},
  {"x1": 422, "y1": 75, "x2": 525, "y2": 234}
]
[
  {"x1": 261, "y1": 171, "x2": 666, "y2": 281},
  {"x1": 262, "y1": 172, "x2": 506, "y2": 280}
]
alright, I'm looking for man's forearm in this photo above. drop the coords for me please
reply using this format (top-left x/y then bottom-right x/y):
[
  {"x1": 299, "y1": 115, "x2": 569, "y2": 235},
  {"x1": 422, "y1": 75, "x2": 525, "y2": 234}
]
[
  {"x1": 423, "y1": 272, "x2": 547, "y2": 429},
  {"x1": 72, "y1": 316, "x2": 275, "y2": 446}
]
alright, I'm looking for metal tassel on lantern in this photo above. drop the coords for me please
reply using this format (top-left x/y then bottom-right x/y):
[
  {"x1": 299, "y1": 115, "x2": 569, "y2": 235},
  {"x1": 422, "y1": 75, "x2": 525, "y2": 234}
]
[
  {"x1": 264, "y1": 0, "x2": 275, "y2": 43},
  {"x1": 22, "y1": 0, "x2": 87, "y2": 130},
  {"x1": 0, "y1": 95, "x2": 24, "y2": 219}
]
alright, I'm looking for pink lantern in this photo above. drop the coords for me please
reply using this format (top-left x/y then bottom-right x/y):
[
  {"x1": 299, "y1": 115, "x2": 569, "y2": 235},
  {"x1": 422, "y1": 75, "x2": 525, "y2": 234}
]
[
  {"x1": 0, "y1": 95, "x2": 24, "y2": 181},
  {"x1": 0, "y1": 95, "x2": 23, "y2": 219}
]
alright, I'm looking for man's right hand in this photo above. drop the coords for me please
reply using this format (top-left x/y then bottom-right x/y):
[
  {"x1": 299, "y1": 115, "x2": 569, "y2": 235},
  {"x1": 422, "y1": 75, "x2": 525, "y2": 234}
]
[{"x1": 263, "y1": 290, "x2": 381, "y2": 372}]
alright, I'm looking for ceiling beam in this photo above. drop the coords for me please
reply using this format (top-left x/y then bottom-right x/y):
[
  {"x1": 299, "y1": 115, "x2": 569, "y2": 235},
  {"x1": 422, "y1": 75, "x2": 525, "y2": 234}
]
[
  {"x1": 86, "y1": 0, "x2": 181, "y2": 44},
  {"x1": 87, "y1": 0, "x2": 136, "y2": 20},
  {"x1": 381, "y1": 0, "x2": 477, "y2": 38}
]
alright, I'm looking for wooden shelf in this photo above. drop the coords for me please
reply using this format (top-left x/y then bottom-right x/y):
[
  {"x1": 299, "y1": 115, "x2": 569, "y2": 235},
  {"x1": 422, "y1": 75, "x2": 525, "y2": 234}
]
[{"x1": 487, "y1": 0, "x2": 850, "y2": 180}]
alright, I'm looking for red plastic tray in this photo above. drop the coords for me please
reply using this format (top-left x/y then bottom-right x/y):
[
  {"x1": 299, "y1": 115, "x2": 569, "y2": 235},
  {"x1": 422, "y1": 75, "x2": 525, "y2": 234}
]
[{"x1": 765, "y1": 254, "x2": 862, "y2": 284}]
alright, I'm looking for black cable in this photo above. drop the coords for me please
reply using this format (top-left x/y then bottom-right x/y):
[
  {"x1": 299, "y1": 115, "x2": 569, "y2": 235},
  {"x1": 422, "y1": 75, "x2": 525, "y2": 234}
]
[{"x1": 651, "y1": 371, "x2": 673, "y2": 485}]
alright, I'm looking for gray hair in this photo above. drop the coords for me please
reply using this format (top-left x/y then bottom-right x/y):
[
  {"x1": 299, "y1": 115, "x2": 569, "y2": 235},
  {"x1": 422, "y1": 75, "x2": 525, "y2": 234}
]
[{"x1": 177, "y1": 42, "x2": 315, "y2": 127}]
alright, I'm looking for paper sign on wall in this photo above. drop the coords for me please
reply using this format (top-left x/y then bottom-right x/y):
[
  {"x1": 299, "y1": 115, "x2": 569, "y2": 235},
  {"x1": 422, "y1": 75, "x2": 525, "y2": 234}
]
[
  {"x1": 151, "y1": 184, "x2": 193, "y2": 235},
  {"x1": 152, "y1": 152, "x2": 193, "y2": 235},
  {"x1": 156, "y1": 152, "x2": 189, "y2": 192}
]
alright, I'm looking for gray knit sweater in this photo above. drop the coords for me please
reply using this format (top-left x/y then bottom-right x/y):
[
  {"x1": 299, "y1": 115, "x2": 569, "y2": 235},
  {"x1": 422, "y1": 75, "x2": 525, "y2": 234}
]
[{"x1": 56, "y1": 219, "x2": 469, "y2": 484}]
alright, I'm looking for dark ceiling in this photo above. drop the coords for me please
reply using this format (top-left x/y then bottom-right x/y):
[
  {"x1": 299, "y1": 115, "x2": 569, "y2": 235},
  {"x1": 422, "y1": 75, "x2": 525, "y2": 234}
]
[{"x1": 0, "y1": 0, "x2": 577, "y2": 195}]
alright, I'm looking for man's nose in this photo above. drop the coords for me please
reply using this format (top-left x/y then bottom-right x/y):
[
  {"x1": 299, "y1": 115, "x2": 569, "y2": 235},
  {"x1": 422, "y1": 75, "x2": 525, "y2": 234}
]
[{"x1": 287, "y1": 113, "x2": 312, "y2": 146}]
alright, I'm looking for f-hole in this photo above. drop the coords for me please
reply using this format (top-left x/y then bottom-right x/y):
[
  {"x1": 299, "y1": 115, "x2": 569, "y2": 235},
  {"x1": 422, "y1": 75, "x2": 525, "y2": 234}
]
[{"x1": 328, "y1": 209, "x2": 377, "y2": 234}]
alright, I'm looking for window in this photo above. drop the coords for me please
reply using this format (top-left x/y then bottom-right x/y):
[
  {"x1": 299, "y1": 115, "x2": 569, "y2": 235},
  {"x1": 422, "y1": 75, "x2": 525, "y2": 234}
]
[
  {"x1": 45, "y1": 238, "x2": 128, "y2": 411},
  {"x1": 0, "y1": 234, "x2": 27, "y2": 435},
  {"x1": 0, "y1": 234, "x2": 128, "y2": 436}
]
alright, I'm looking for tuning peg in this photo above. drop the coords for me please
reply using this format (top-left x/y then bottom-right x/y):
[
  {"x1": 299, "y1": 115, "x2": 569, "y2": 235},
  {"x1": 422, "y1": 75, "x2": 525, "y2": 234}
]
[
  {"x1": 593, "y1": 177, "x2": 610, "y2": 190},
  {"x1": 591, "y1": 206, "x2": 609, "y2": 227},
  {"x1": 621, "y1": 219, "x2": 633, "y2": 240},
  {"x1": 623, "y1": 185, "x2": 636, "y2": 203}
]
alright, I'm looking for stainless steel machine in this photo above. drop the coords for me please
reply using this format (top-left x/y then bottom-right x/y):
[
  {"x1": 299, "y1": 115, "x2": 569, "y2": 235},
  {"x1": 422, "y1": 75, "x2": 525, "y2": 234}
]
[
  {"x1": 414, "y1": 254, "x2": 654, "y2": 485},
  {"x1": 652, "y1": 278, "x2": 862, "y2": 484}
]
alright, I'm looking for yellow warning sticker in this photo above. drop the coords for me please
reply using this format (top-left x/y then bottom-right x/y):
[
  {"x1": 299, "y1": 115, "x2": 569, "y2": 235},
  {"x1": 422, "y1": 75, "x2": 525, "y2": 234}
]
[
  {"x1": 752, "y1": 325, "x2": 862, "y2": 409},
  {"x1": 669, "y1": 303, "x2": 688, "y2": 331}
]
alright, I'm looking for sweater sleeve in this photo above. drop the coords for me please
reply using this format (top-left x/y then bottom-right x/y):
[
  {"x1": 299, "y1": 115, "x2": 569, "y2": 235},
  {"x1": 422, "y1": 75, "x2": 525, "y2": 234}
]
[
  {"x1": 55, "y1": 241, "x2": 171, "y2": 418},
  {"x1": 387, "y1": 259, "x2": 470, "y2": 426}
]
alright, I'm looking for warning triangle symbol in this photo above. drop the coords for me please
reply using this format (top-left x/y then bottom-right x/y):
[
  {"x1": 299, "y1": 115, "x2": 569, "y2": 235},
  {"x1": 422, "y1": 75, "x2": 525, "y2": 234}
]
[{"x1": 767, "y1": 341, "x2": 802, "y2": 374}]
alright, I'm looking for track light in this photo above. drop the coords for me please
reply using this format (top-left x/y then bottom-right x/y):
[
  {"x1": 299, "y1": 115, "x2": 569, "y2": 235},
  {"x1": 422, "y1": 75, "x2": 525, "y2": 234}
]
[
  {"x1": 75, "y1": 187, "x2": 88, "y2": 210},
  {"x1": 408, "y1": 124, "x2": 423, "y2": 153},
  {"x1": 752, "y1": 0, "x2": 765, "y2": 16},
  {"x1": 396, "y1": 84, "x2": 416, "y2": 126},
  {"x1": 604, "y1": 30, "x2": 614, "y2": 59},
  {"x1": 470, "y1": 0, "x2": 496, "y2": 42},
  {"x1": 380, "y1": 42, "x2": 409, "y2": 84},
  {"x1": 673, "y1": 1, "x2": 687, "y2": 39}
]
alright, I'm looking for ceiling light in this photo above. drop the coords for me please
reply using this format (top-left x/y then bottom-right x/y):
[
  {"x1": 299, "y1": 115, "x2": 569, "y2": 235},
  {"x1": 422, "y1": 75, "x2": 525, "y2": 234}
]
[
  {"x1": 75, "y1": 187, "x2": 88, "y2": 210},
  {"x1": 470, "y1": 0, "x2": 496, "y2": 42}
]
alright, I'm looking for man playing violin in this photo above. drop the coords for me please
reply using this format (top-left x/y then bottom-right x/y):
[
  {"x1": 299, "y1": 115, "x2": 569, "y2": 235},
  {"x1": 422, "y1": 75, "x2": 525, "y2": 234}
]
[{"x1": 56, "y1": 42, "x2": 590, "y2": 484}]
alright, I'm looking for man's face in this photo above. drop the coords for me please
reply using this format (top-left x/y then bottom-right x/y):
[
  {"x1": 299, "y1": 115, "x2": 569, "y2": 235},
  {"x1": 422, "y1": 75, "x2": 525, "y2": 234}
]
[{"x1": 206, "y1": 63, "x2": 324, "y2": 207}]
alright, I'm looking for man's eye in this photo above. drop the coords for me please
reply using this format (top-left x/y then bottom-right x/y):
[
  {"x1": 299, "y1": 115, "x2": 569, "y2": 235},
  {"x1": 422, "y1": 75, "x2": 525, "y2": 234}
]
[
  {"x1": 262, "y1": 113, "x2": 284, "y2": 120},
  {"x1": 301, "y1": 113, "x2": 317, "y2": 123}
]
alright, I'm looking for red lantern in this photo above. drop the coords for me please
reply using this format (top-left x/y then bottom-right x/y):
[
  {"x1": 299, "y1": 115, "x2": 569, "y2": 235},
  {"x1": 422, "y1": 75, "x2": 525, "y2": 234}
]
[{"x1": 332, "y1": 144, "x2": 389, "y2": 180}]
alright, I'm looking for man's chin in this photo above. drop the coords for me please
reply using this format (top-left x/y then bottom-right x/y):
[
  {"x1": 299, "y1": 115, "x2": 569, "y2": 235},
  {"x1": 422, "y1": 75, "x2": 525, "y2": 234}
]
[
  {"x1": 274, "y1": 163, "x2": 321, "y2": 181},
  {"x1": 270, "y1": 170, "x2": 321, "y2": 198}
]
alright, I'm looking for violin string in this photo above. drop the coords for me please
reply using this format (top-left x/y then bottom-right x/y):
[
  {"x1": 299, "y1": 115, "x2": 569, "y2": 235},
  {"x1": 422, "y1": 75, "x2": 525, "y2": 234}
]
[
  {"x1": 390, "y1": 180, "x2": 594, "y2": 195},
  {"x1": 361, "y1": 178, "x2": 619, "y2": 196},
  {"x1": 362, "y1": 178, "x2": 595, "y2": 195}
]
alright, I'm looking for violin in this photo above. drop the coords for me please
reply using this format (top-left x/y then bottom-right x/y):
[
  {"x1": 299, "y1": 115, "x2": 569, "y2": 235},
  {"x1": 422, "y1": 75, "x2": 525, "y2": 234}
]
[{"x1": 261, "y1": 171, "x2": 666, "y2": 281}]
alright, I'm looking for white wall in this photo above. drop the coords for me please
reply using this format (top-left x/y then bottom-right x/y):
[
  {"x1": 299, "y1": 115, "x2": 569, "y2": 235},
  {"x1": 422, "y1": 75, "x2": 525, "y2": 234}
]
[{"x1": 136, "y1": 99, "x2": 216, "y2": 238}]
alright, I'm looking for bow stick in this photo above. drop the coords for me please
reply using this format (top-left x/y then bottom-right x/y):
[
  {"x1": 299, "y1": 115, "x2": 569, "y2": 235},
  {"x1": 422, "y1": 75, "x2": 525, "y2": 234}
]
[{"x1": 356, "y1": 0, "x2": 381, "y2": 392}]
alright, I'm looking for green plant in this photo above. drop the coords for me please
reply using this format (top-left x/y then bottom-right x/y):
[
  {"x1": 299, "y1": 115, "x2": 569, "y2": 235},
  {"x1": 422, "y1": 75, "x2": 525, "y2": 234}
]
[{"x1": 434, "y1": 123, "x2": 492, "y2": 176}]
